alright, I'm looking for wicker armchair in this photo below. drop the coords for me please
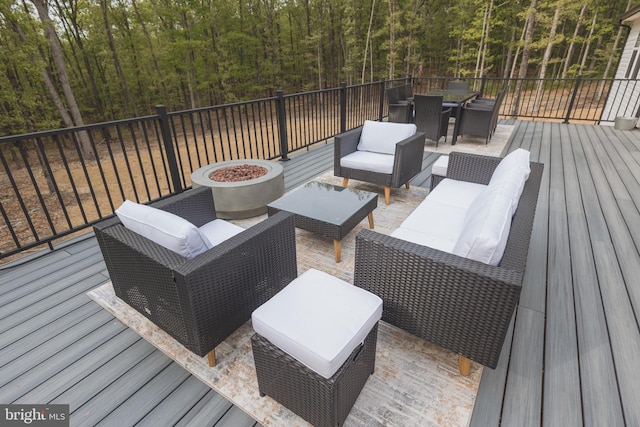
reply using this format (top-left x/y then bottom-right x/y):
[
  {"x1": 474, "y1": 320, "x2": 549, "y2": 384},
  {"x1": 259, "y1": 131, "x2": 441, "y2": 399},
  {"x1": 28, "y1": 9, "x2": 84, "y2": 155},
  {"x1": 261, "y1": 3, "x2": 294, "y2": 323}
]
[
  {"x1": 414, "y1": 94, "x2": 452, "y2": 147},
  {"x1": 334, "y1": 123, "x2": 425, "y2": 204},
  {"x1": 353, "y1": 151, "x2": 543, "y2": 371},
  {"x1": 94, "y1": 187, "x2": 297, "y2": 366}
]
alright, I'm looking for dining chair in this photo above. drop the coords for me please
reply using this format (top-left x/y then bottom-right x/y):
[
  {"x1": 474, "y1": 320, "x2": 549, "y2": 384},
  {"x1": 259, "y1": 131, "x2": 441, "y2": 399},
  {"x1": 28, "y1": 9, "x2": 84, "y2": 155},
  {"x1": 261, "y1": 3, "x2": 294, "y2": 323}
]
[{"x1": 414, "y1": 94, "x2": 452, "y2": 148}]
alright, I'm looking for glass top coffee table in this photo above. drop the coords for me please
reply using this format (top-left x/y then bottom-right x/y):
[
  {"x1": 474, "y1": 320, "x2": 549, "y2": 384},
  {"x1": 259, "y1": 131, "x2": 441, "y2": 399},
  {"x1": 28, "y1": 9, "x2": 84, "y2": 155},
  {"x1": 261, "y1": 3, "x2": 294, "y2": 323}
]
[{"x1": 267, "y1": 181, "x2": 378, "y2": 262}]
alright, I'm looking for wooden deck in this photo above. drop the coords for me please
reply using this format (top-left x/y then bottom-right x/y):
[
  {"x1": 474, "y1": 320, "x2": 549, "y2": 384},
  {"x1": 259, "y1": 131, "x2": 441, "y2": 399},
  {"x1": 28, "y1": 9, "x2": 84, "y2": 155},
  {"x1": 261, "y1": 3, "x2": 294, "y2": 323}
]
[{"x1": 1, "y1": 120, "x2": 639, "y2": 426}]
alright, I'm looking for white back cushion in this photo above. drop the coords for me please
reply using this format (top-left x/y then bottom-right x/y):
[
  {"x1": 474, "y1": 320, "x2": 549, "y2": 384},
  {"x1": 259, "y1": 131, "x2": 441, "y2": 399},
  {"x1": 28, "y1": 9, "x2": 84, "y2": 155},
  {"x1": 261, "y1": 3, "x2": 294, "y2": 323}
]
[
  {"x1": 357, "y1": 120, "x2": 417, "y2": 155},
  {"x1": 452, "y1": 187, "x2": 513, "y2": 266},
  {"x1": 115, "y1": 200, "x2": 211, "y2": 259},
  {"x1": 489, "y1": 148, "x2": 531, "y2": 214}
]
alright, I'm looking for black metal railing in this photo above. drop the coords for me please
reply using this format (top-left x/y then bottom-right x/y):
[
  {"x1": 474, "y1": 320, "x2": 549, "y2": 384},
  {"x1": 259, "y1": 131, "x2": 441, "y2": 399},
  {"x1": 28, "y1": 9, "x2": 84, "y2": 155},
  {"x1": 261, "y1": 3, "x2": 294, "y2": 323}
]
[{"x1": 2, "y1": 75, "x2": 639, "y2": 260}]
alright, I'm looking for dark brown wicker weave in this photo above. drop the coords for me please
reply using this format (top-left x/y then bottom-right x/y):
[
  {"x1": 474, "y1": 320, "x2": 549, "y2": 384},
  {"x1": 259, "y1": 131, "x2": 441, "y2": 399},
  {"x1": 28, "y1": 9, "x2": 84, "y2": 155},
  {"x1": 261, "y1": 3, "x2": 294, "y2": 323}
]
[
  {"x1": 93, "y1": 186, "x2": 297, "y2": 360},
  {"x1": 334, "y1": 125, "x2": 426, "y2": 204},
  {"x1": 251, "y1": 323, "x2": 378, "y2": 427},
  {"x1": 353, "y1": 151, "x2": 544, "y2": 369}
]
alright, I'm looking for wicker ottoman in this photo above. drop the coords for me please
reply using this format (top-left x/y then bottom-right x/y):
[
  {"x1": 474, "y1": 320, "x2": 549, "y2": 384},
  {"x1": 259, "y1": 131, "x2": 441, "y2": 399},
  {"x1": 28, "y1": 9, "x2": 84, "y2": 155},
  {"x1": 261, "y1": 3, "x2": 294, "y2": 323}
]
[{"x1": 251, "y1": 269, "x2": 383, "y2": 427}]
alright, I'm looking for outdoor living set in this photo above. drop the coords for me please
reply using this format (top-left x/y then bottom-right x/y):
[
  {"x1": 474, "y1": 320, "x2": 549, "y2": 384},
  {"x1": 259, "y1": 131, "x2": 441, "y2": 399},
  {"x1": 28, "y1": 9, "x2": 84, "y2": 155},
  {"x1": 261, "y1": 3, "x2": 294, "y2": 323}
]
[{"x1": 93, "y1": 117, "x2": 543, "y2": 426}]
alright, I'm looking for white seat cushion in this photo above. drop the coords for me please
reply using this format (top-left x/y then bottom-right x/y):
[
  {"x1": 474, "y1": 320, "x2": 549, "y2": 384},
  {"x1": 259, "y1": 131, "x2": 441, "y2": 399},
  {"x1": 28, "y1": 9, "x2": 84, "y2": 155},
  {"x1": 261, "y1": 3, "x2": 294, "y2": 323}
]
[
  {"x1": 115, "y1": 200, "x2": 210, "y2": 259},
  {"x1": 357, "y1": 120, "x2": 417, "y2": 155},
  {"x1": 199, "y1": 219, "x2": 245, "y2": 247},
  {"x1": 489, "y1": 148, "x2": 531, "y2": 214},
  {"x1": 452, "y1": 187, "x2": 514, "y2": 265},
  {"x1": 431, "y1": 155, "x2": 449, "y2": 177},
  {"x1": 252, "y1": 269, "x2": 383, "y2": 379},
  {"x1": 392, "y1": 178, "x2": 486, "y2": 253},
  {"x1": 391, "y1": 227, "x2": 457, "y2": 254},
  {"x1": 340, "y1": 150, "x2": 395, "y2": 174},
  {"x1": 426, "y1": 178, "x2": 486, "y2": 209}
]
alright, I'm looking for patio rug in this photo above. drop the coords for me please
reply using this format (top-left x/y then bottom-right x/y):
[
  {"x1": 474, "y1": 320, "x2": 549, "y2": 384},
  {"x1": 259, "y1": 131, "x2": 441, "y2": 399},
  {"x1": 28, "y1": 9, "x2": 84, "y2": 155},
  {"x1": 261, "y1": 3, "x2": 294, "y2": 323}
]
[
  {"x1": 424, "y1": 123, "x2": 514, "y2": 157},
  {"x1": 88, "y1": 172, "x2": 482, "y2": 426}
]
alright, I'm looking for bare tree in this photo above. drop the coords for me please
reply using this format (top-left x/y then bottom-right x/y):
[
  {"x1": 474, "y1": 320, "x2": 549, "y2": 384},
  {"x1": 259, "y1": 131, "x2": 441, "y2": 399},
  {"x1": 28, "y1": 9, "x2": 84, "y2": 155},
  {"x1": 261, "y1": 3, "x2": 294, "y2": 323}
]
[
  {"x1": 362, "y1": 0, "x2": 376, "y2": 84},
  {"x1": 533, "y1": 5, "x2": 561, "y2": 113},
  {"x1": 562, "y1": 3, "x2": 587, "y2": 78},
  {"x1": 512, "y1": 0, "x2": 538, "y2": 117},
  {"x1": 31, "y1": 0, "x2": 92, "y2": 159}
]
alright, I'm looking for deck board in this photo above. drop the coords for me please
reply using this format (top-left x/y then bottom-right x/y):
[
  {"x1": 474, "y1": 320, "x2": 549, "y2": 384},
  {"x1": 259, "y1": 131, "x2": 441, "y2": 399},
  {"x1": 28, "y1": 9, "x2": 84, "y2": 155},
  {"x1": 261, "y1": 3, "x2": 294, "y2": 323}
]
[{"x1": 1, "y1": 120, "x2": 639, "y2": 426}]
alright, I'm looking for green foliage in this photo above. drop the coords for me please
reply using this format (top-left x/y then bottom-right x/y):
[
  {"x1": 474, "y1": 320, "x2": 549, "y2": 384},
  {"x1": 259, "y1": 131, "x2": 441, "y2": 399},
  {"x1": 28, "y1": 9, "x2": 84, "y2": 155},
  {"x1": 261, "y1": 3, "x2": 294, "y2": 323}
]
[{"x1": 0, "y1": 0, "x2": 633, "y2": 135}]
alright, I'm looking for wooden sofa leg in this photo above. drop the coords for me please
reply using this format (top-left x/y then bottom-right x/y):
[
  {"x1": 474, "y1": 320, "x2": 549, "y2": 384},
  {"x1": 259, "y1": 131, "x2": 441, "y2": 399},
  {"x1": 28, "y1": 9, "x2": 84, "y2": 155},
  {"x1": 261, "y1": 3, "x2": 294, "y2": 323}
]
[
  {"x1": 459, "y1": 355, "x2": 471, "y2": 376},
  {"x1": 342, "y1": 178, "x2": 349, "y2": 187},
  {"x1": 384, "y1": 187, "x2": 391, "y2": 205},
  {"x1": 405, "y1": 182, "x2": 410, "y2": 189},
  {"x1": 208, "y1": 349, "x2": 216, "y2": 367}
]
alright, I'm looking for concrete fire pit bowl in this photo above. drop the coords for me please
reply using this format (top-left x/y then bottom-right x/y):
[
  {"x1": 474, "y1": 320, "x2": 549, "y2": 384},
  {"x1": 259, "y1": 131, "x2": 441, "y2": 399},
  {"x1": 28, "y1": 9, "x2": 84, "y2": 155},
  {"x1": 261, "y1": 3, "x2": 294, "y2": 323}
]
[{"x1": 191, "y1": 159, "x2": 284, "y2": 219}]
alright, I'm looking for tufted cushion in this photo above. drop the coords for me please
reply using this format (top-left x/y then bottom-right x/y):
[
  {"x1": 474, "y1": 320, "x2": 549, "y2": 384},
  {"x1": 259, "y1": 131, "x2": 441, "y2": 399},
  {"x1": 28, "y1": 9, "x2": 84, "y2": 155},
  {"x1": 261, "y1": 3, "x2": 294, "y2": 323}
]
[
  {"x1": 357, "y1": 120, "x2": 417, "y2": 155},
  {"x1": 115, "y1": 200, "x2": 211, "y2": 259},
  {"x1": 252, "y1": 269, "x2": 382, "y2": 379},
  {"x1": 452, "y1": 187, "x2": 514, "y2": 266},
  {"x1": 489, "y1": 148, "x2": 531, "y2": 214}
]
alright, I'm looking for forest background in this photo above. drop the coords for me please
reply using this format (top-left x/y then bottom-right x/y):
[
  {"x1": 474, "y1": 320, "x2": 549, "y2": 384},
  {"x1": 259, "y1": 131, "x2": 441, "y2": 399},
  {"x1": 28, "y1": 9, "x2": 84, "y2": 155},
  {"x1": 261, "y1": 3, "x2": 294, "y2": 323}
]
[{"x1": 0, "y1": 0, "x2": 635, "y2": 137}]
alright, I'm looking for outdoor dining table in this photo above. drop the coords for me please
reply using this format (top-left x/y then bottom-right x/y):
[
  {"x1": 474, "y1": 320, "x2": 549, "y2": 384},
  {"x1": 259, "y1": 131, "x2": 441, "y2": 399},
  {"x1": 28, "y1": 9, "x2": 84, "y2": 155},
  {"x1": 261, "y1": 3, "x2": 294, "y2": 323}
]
[{"x1": 422, "y1": 90, "x2": 480, "y2": 144}]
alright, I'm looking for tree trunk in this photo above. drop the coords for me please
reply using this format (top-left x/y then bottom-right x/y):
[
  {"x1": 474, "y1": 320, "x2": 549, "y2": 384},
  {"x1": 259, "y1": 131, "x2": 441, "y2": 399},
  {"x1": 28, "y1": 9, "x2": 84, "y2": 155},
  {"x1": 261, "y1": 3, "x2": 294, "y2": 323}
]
[
  {"x1": 100, "y1": 0, "x2": 137, "y2": 119},
  {"x1": 579, "y1": 11, "x2": 598, "y2": 74},
  {"x1": 131, "y1": 0, "x2": 172, "y2": 108},
  {"x1": 31, "y1": 0, "x2": 93, "y2": 160},
  {"x1": 562, "y1": 3, "x2": 587, "y2": 78},
  {"x1": 533, "y1": 5, "x2": 560, "y2": 113},
  {"x1": 512, "y1": 0, "x2": 537, "y2": 117},
  {"x1": 388, "y1": 0, "x2": 395, "y2": 79},
  {"x1": 361, "y1": 0, "x2": 376, "y2": 84}
]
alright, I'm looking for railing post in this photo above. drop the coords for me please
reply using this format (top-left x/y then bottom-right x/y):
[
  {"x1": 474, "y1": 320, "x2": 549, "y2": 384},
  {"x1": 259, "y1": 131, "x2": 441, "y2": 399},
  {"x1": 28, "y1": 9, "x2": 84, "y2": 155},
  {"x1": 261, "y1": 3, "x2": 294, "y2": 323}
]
[
  {"x1": 379, "y1": 78, "x2": 386, "y2": 122},
  {"x1": 155, "y1": 104, "x2": 183, "y2": 193},
  {"x1": 340, "y1": 82, "x2": 347, "y2": 133},
  {"x1": 275, "y1": 90, "x2": 290, "y2": 161},
  {"x1": 564, "y1": 75, "x2": 582, "y2": 124}
]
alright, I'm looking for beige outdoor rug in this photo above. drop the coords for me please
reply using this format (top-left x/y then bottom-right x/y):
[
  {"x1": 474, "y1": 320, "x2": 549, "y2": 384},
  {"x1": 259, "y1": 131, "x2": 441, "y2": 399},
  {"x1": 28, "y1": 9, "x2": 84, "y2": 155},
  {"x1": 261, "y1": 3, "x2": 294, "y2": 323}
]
[
  {"x1": 88, "y1": 172, "x2": 482, "y2": 426},
  {"x1": 425, "y1": 123, "x2": 514, "y2": 157}
]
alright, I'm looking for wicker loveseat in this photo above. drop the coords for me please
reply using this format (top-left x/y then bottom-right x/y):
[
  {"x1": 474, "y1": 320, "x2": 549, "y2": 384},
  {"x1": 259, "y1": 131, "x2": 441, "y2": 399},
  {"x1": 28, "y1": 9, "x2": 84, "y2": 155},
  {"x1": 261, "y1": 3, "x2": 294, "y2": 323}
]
[
  {"x1": 94, "y1": 186, "x2": 297, "y2": 366},
  {"x1": 353, "y1": 150, "x2": 543, "y2": 374}
]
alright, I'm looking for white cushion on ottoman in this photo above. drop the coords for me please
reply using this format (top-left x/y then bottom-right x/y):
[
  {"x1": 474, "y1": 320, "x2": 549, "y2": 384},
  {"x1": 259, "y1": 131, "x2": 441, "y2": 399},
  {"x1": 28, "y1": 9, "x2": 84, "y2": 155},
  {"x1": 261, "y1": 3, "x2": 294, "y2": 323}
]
[
  {"x1": 252, "y1": 269, "x2": 383, "y2": 379},
  {"x1": 432, "y1": 155, "x2": 449, "y2": 177}
]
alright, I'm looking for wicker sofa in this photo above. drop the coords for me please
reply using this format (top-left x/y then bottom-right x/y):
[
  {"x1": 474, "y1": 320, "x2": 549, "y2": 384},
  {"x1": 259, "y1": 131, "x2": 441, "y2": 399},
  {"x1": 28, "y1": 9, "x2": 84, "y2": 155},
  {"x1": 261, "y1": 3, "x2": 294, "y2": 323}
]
[
  {"x1": 94, "y1": 186, "x2": 297, "y2": 366},
  {"x1": 353, "y1": 150, "x2": 543, "y2": 374}
]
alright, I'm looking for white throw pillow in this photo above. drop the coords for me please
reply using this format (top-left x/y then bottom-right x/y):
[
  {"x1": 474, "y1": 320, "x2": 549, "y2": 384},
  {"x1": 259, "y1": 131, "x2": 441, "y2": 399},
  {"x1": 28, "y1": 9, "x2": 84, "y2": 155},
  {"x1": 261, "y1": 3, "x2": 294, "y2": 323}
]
[
  {"x1": 489, "y1": 148, "x2": 531, "y2": 214},
  {"x1": 357, "y1": 120, "x2": 417, "y2": 155},
  {"x1": 452, "y1": 187, "x2": 513, "y2": 266},
  {"x1": 115, "y1": 200, "x2": 211, "y2": 259}
]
